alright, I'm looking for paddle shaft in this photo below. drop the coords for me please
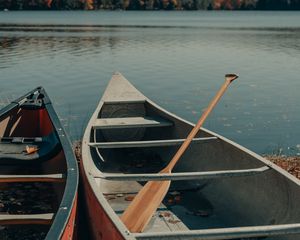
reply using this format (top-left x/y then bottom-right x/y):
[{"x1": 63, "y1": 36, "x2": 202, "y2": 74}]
[
  {"x1": 121, "y1": 74, "x2": 238, "y2": 233},
  {"x1": 164, "y1": 74, "x2": 238, "y2": 172}
]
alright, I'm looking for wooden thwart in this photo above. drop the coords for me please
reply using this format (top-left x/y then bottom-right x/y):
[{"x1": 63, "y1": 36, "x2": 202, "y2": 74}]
[
  {"x1": 89, "y1": 137, "x2": 218, "y2": 148},
  {"x1": 0, "y1": 173, "x2": 65, "y2": 183},
  {"x1": 0, "y1": 213, "x2": 54, "y2": 225},
  {"x1": 92, "y1": 116, "x2": 173, "y2": 129}
]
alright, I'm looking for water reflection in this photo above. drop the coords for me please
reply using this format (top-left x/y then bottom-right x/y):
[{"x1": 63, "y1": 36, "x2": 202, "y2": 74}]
[
  {"x1": 0, "y1": 14, "x2": 300, "y2": 155},
  {"x1": 1, "y1": 24, "x2": 300, "y2": 55}
]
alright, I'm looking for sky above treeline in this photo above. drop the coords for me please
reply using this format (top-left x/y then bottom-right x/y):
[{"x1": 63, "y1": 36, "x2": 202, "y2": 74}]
[{"x1": 1, "y1": 0, "x2": 300, "y2": 11}]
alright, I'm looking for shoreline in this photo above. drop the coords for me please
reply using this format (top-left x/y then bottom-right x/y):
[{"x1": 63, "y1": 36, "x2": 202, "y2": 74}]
[{"x1": 1, "y1": 0, "x2": 300, "y2": 11}]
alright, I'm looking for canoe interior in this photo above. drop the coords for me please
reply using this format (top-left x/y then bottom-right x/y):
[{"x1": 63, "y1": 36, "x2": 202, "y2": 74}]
[
  {"x1": 90, "y1": 100, "x2": 300, "y2": 239},
  {"x1": 0, "y1": 96, "x2": 67, "y2": 237}
]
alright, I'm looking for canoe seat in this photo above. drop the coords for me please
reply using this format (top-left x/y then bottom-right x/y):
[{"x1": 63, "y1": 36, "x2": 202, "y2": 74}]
[
  {"x1": 0, "y1": 173, "x2": 65, "y2": 183},
  {"x1": 89, "y1": 137, "x2": 218, "y2": 148},
  {"x1": 0, "y1": 213, "x2": 54, "y2": 225},
  {"x1": 92, "y1": 116, "x2": 173, "y2": 130},
  {"x1": 0, "y1": 132, "x2": 61, "y2": 165}
]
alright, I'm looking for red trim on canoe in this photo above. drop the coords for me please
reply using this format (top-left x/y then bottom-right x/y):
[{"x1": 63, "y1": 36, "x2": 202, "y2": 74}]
[{"x1": 61, "y1": 194, "x2": 78, "y2": 240}]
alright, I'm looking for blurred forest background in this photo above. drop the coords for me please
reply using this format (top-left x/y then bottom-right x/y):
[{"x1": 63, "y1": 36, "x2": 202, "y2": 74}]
[{"x1": 1, "y1": 0, "x2": 300, "y2": 12}]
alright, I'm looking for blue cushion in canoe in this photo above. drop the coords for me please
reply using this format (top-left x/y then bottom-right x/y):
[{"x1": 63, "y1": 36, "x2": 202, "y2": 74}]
[{"x1": 0, "y1": 133, "x2": 61, "y2": 165}]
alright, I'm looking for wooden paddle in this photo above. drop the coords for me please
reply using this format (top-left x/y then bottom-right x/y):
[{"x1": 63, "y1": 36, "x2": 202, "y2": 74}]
[{"x1": 120, "y1": 73, "x2": 239, "y2": 233}]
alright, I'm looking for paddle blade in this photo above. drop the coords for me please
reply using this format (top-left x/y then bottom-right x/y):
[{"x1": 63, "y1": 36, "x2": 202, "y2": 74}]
[{"x1": 120, "y1": 180, "x2": 171, "y2": 233}]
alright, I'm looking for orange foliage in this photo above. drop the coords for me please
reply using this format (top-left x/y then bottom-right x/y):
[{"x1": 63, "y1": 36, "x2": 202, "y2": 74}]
[
  {"x1": 45, "y1": 0, "x2": 52, "y2": 7},
  {"x1": 214, "y1": 0, "x2": 243, "y2": 9},
  {"x1": 86, "y1": 0, "x2": 94, "y2": 9}
]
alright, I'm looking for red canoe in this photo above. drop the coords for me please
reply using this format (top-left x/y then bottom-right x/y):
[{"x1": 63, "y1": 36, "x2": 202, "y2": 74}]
[{"x1": 0, "y1": 87, "x2": 78, "y2": 239}]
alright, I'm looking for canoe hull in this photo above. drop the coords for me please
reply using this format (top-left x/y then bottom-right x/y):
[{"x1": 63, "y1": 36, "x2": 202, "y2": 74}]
[
  {"x1": 61, "y1": 194, "x2": 78, "y2": 240},
  {"x1": 80, "y1": 162, "x2": 125, "y2": 240}
]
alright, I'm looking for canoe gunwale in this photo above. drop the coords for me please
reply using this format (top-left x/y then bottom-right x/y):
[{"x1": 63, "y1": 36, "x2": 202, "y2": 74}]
[
  {"x1": 0, "y1": 102, "x2": 18, "y2": 122},
  {"x1": 42, "y1": 89, "x2": 79, "y2": 240},
  {"x1": 133, "y1": 223, "x2": 300, "y2": 240},
  {"x1": 92, "y1": 166, "x2": 270, "y2": 181}
]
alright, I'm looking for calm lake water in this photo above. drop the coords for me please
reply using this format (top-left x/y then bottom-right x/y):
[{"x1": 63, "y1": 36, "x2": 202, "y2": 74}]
[{"x1": 0, "y1": 11, "x2": 300, "y2": 155}]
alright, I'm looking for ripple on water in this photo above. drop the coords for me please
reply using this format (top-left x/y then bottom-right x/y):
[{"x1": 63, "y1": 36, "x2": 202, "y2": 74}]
[{"x1": 1, "y1": 12, "x2": 300, "y2": 154}]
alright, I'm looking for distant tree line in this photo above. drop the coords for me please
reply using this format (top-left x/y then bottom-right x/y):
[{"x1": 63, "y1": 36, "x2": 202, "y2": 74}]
[{"x1": 1, "y1": 0, "x2": 300, "y2": 10}]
